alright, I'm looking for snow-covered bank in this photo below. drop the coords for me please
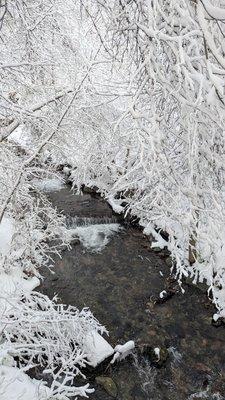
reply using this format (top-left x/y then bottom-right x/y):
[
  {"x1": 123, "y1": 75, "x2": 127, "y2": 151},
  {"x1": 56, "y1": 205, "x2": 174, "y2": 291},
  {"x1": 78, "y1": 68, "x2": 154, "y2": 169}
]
[
  {"x1": 0, "y1": 186, "x2": 103, "y2": 398},
  {"x1": 0, "y1": 179, "x2": 133, "y2": 400},
  {"x1": 0, "y1": 366, "x2": 50, "y2": 400}
]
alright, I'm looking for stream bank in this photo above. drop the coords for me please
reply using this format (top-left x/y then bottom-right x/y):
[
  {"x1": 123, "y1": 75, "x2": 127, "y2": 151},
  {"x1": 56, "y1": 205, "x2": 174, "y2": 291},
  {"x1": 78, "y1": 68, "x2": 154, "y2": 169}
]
[{"x1": 40, "y1": 185, "x2": 225, "y2": 400}]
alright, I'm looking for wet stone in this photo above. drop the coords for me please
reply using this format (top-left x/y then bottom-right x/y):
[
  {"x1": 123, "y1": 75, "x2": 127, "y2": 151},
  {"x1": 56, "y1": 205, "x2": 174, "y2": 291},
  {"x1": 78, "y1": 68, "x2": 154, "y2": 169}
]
[
  {"x1": 139, "y1": 344, "x2": 169, "y2": 367},
  {"x1": 95, "y1": 376, "x2": 118, "y2": 398},
  {"x1": 152, "y1": 246, "x2": 162, "y2": 253},
  {"x1": 165, "y1": 257, "x2": 173, "y2": 267}
]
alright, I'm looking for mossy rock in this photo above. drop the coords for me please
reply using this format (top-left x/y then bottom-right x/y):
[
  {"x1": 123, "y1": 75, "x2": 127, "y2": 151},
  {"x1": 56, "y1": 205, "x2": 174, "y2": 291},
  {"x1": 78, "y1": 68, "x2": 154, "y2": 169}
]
[
  {"x1": 140, "y1": 345, "x2": 169, "y2": 367},
  {"x1": 95, "y1": 376, "x2": 118, "y2": 398}
]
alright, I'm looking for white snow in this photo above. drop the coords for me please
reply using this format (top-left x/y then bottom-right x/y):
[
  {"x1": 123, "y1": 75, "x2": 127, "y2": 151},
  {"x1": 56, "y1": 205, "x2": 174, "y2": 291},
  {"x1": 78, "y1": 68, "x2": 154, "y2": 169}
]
[
  {"x1": 69, "y1": 223, "x2": 121, "y2": 252},
  {"x1": 0, "y1": 217, "x2": 14, "y2": 257},
  {"x1": 111, "y1": 340, "x2": 135, "y2": 364},
  {"x1": 107, "y1": 196, "x2": 124, "y2": 214},
  {"x1": 9, "y1": 126, "x2": 31, "y2": 148},
  {"x1": 201, "y1": 0, "x2": 225, "y2": 20},
  {"x1": 32, "y1": 178, "x2": 65, "y2": 192},
  {"x1": 192, "y1": 226, "x2": 225, "y2": 321},
  {"x1": 0, "y1": 217, "x2": 40, "y2": 321},
  {"x1": 153, "y1": 347, "x2": 160, "y2": 361},
  {"x1": 0, "y1": 267, "x2": 40, "y2": 319},
  {"x1": 159, "y1": 290, "x2": 167, "y2": 299},
  {"x1": 83, "y1": 330, "x2": 114, "y2": 367},
  {"x1": 83, "y1": 334, "x2": 135, "y2": 367},
  {"x1": 0, "y1": 366, "x2": 50, "y2": 400}
]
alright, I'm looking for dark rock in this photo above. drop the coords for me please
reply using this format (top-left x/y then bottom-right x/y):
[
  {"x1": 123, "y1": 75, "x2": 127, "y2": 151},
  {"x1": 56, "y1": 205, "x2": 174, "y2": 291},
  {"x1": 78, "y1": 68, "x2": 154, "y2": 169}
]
[
  {"x1": 56, "y1": 163, "x2": 72, "y2": 172},
  {"x1": 165, "y1": 257, "x2": 173, "y2": 267},
  {"x1": 152, "y1": 247, "x2": 162, "y2": 253},
  {"x1": 211, "y1": 316, "x2": 225, "y2": 327},
  {"x1": 70, "y1": 237, "x2": 80, "y2": 246},
  {"x1": 154, "y1": 290, "x2": 175, "y2": 304},
  {"x1": 82, "y1": 186, "x2": 100, "y2": 196},
  {"x1": 139, "y1": 344, "x2": 168, "y2": 367},
  {"x1": 52, "y1": 275, "x2": 59, "y2": 281},
  {"x1": 95, "y1": 376, "x2": 118, "y2": 398}
]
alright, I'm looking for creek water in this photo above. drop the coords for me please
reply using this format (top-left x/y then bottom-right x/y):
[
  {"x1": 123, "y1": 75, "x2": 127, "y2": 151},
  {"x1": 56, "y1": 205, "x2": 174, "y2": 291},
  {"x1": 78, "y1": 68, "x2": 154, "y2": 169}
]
[{"x1": 40, "y1": 186, "x2": 225, "y2": 400}]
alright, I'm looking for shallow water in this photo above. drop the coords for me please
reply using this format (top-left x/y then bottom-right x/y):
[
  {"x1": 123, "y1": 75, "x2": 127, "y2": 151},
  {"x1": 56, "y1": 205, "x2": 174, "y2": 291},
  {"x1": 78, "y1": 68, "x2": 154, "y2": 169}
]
[{"x1": 41, "y1": 186, "x2": 225, "y2": 400}]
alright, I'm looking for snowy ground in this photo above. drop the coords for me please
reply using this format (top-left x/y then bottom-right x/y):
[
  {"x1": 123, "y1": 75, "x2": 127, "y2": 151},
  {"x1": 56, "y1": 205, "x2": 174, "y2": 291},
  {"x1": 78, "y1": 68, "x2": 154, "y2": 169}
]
[
  {"x1": 0, "y1": 366, "x2": 50, "y2": 400},
  {"x1": 0, "y1": 216, "x2": 49, "y2": 398}
]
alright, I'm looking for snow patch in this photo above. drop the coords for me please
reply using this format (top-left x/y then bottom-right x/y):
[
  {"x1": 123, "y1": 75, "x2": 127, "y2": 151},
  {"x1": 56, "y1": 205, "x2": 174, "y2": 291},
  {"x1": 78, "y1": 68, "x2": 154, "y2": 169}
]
[
  {"x1": 83, "y1": 330, "x2": 114, "y2": 367},
  {"x1": 0, "y1": 217, "x2": 14, "y2": 257},
  {"x1": 159, "y1": 290, "x2": 167, "y2": 299},
  {"x1": 107, "y1": 196, "x2": 124, "y2": 214},
  {"x1": 153, "y1": 347, "x2": 160, "y2": 361},
  {"x1": 188, "y1": 390, "x2": 223, "y2": 399},
  {"x1": 111, "y1": 340, "x2": 135, "y2": 364},
  {"x1": 0, "y1": 366, "x2": 50, "y2": 400},
  {"x1": 9, "y1": 126, "x2": 32, "y2": 148}
]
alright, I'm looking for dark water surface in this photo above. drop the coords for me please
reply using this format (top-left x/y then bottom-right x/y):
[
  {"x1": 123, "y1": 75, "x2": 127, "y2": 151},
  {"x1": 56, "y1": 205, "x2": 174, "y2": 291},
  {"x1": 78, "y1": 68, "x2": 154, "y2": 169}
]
[{"x1": 41, "y1": 187, "x2": 225, "y2": 400}]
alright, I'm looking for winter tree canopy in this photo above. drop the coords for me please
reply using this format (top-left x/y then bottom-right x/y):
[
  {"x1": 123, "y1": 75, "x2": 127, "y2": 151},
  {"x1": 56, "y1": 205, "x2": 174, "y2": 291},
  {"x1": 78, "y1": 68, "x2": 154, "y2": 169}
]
[{"x1": 0, "y1": 0, "x2": 225, "y2": 398}]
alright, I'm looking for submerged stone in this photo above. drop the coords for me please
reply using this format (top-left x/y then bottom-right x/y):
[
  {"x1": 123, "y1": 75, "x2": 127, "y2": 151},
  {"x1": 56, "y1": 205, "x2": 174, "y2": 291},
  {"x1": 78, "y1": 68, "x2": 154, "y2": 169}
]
[{"x1": 95, "y1": 376, "x2": 118, "y2": 398}]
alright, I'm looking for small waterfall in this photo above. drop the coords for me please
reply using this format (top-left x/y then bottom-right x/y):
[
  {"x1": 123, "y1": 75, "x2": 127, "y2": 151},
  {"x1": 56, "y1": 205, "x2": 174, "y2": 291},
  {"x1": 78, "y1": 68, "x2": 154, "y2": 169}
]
[
  {"x1": 66, "y1": 214, "x2": 122, "y2": 253},
  {"x1": 66, "y1": 215, "x2": 120, "y2": 228}
]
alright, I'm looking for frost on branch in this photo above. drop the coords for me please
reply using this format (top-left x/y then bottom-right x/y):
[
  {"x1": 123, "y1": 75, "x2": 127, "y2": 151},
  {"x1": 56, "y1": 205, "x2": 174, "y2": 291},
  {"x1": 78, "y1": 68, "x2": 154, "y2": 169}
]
[
  {"x1": 0, "y1": 291, "x2": 106, "y2": 398},
  {"x1": 74, "y1": 0, "x2": 225, "y2": 315}
]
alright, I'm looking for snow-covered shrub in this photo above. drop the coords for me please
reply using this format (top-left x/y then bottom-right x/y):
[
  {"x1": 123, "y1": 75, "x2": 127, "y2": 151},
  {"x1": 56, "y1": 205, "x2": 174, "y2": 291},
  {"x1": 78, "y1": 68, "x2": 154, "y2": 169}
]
[{"x1": 0, "y1": 291, "x2": 105, "y2": 399}]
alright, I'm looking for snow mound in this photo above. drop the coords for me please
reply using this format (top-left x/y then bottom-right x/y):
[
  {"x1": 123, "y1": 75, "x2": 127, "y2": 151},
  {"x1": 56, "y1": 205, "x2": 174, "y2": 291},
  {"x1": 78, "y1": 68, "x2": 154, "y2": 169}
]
[
  {"x1": 111, "y1": 340, "x2": 135, "y2": 364},
  {"x1": 0, "y1": 366, "x2": 50, "y2": 400},
  {"x1": 83, "y1": 330, "x2": 114, "y2": 367}
]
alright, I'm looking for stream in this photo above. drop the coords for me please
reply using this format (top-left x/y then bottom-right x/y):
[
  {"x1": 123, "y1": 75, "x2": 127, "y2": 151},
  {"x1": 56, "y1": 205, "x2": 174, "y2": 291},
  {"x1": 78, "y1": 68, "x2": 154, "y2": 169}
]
[{"x1": 40, "y1": 185, "x2": 225, "y2": 400}]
